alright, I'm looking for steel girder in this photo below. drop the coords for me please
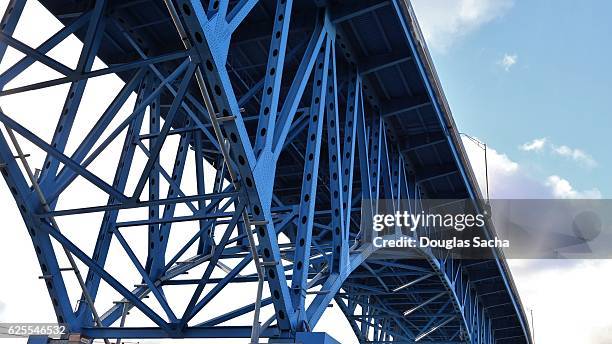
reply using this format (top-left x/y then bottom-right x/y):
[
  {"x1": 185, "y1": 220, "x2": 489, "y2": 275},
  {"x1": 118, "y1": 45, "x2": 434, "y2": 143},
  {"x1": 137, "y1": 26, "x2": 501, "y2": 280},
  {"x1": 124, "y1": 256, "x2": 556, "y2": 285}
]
[{"x1": 0, "y1": 0, "x2": 530, "y2": 343}]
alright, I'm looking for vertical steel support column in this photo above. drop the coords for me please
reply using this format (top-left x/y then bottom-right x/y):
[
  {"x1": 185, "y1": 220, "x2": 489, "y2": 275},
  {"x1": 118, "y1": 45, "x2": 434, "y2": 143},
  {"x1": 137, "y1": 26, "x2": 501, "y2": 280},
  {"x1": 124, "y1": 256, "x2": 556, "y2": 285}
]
[
  {"x1": 254, "y1": 0, "x2": 293, "y2": 156},
  {"x1": 379, "y1": 128, "x2": 394, "y2": 200},
  {"x1": 194, "y1": 131, "x2": 212, "y2": 255},
  {"x1": 356, "y1": 86, "x2": 372, "y2": 207},
  {"x1": 150, "y1": 129, "x2": 194, "y2": 278},
  {"x1": 198, "y1": 155, "x2": 226, "y2": 254},
  {"x1": 323, "y1": 39, "x2": 347, "y2": 274},
  {"x1": 369, "y1": 116, "x2": 383, "y2": 214},
  {"x1": 290, "y1": 38, "x2": 331, "y2": 324},
  {"x1": 146, "y1": 92, "x2": 161, "y2": 271},
  {"x1": 390, "y1": 154, "x2": 401, "y2": 215},
  {"x1": 340, "y1": 74, "x2": 359, "y2": 239},
  {"x1": 398, "y1": 155, "x2": 413, "y2": 214}
]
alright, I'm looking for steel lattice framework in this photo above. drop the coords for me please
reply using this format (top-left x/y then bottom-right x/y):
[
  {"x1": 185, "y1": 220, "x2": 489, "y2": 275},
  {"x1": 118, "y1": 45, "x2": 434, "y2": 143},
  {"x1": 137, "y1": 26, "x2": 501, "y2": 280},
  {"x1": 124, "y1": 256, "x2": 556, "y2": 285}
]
[{"x1": 0, "y1": 0, "x2": 531, "y2": 343}]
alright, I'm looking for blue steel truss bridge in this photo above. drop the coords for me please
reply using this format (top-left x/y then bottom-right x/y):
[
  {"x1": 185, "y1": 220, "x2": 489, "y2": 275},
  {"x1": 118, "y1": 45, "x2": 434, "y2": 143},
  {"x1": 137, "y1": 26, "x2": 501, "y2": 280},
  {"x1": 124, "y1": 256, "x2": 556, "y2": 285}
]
[{"x1": 0, "y1": 0, "x2": 531, "y2": 343}]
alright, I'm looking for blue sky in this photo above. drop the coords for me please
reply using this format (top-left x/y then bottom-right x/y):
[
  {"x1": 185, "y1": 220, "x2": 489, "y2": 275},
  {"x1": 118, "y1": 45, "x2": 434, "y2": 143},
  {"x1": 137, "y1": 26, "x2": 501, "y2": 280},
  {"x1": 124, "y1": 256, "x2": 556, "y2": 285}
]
[{"x1": 413, "y1": 0, "x2": 612, "y2": 198}]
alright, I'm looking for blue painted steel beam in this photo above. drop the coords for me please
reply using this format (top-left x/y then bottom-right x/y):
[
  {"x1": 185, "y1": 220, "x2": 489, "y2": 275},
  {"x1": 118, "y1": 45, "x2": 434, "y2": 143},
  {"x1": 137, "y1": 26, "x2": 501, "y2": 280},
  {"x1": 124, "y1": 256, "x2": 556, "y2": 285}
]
[
  {"x1": 254, "y1": 0, "x2": 293, "y2": 156},
  {"x1": 0, "y1": 51, "x2": 188, "y2": 96},
  {"x1": 325, "y1": 38, "x2": 348, "y2": 274},
  {"x1": 81, "y1": 326, "x2": 280, "y2": 339},
  {"x1": 0, "y1": 32, "x2": 73, "y2": 76},
  {"x1": 290, "y1": 35, "x2": 330, "y2": 323}
]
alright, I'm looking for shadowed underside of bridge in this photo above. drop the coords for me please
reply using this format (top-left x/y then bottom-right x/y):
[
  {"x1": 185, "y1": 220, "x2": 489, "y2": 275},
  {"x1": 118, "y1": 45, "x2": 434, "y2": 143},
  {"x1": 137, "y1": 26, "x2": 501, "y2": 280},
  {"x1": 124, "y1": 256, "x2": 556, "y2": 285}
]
[{"x1": 0, "y1": 0, "x2": 530, "y2": 343}]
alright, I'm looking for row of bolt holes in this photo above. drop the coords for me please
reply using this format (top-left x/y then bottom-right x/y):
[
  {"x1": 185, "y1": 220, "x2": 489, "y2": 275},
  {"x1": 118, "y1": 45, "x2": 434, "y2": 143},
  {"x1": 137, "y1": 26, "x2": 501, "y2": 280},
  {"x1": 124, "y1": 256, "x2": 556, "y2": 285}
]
[
  {"x1": 298, "y1": 61, "x2": 348, "y2": 270},
  {"x1": 258, "y1": 0, "x2": 288, "y2": 139}
]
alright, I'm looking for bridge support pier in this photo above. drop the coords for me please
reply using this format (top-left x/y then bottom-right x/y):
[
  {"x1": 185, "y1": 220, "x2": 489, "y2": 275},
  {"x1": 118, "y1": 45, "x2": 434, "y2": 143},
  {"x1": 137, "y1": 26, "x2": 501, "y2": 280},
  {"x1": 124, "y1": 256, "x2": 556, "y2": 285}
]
[
  {"x1": 295, "y1": 332, "x2": 341, "y2": 344},
  {"x1": 27, "y1": 333, "x2": 92, "y2": 344},
  {"x1": 26, "y1": 336, "x2": 49, "y2": 344},
  {"x1": 269, "y1": 332, "x2": 340, "y2": 344}
]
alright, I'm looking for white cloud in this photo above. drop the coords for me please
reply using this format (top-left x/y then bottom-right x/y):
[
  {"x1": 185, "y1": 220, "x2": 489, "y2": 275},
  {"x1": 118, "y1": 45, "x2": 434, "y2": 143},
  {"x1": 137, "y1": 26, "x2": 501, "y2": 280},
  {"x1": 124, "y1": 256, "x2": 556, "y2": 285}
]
[
  {"x1": 519, "y1": 137, "x2": 546, "y2": 152},
  {"x1": 545, "y1": 175, "x2": 602, "y2": 199},
  {"x1": 499, "y1": 53, "x2": 518, "y2": 71},
  {"x1": 411, "y1": 0, "x2": 514, "y2": 52},
  {"x1": 519, "y1": 138, "x2": 597, "y2": 168},
  {"x1": 463, "y1": 137, "x2": 518, "y2": 175},
  {"x1": 552, "y1": 144, "x2": 597, "y2": 167},
  {"x1": 463, "y1": 137, "x2": 601, "y2": 200},
  {"x1": 508, "y1": 260, "x2": 612, "y2": 344},
  {"x1": 591, "y1": 325, "x2": 612, "y2": 344}
]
